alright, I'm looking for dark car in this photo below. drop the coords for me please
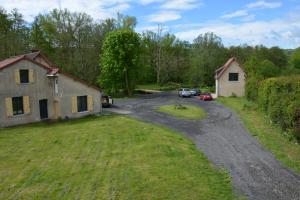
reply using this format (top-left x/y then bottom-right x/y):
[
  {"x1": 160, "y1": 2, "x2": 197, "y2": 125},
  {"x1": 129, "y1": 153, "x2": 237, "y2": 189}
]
[
  {"x1": 190, "y1": 88, "x2": 201, "y2": 96},
  {"x1": 199, "y1": 93, "x2": 213, "y2": 101},
  {"x1": 102, "y1": 95, "x2": 113, "y2": 107}
]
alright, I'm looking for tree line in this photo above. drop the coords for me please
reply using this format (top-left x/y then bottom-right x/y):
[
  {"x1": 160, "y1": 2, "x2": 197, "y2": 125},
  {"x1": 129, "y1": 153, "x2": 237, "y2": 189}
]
[{"x1": 1, "y1": 8, "x2": 300, "y2": 95}]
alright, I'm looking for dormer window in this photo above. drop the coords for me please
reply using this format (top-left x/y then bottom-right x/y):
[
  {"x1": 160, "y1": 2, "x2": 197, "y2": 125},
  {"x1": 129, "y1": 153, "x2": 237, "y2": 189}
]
[{"x1": 20, "y1": 69, "x2": 29, "y2": 83}]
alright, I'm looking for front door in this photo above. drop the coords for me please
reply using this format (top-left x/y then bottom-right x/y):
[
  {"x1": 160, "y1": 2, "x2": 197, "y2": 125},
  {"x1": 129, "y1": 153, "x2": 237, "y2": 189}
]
[{"x1": 39, "y1": 99, "x2": 48, "y2": 119}]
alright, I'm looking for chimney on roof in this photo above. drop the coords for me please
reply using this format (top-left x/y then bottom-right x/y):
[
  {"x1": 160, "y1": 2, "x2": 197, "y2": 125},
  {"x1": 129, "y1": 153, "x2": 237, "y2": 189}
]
[{"x1": 31, "y1": 49, "x2": 40, "y2": 53}]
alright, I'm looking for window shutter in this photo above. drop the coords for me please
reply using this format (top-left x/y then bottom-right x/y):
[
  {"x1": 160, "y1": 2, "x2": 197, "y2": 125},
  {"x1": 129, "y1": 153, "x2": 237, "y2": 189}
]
[
  {"x1": 15, "y1": 70, "x2": 20, "y2": 84},
  {"x1": 5, "y1": 97, "x2": 13, "y2": 117},
  {"x1": 71, "y1": 96, "x2": 77, "y2": 113},
  {"x1": 88, "y1": 96, "x2": 93, "y2": 112},
  {"x1": 23, "y1": 96, "x2": 30, "y2": 114},
  {"x1": 29, "y1": 69, "x2": 34, "y2": 83}
]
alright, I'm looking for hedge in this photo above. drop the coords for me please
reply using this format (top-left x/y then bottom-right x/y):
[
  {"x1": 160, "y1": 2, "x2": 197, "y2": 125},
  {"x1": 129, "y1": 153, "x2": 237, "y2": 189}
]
[{"x1": 257, "y1": 75, "x2": 300, "y2": 139}]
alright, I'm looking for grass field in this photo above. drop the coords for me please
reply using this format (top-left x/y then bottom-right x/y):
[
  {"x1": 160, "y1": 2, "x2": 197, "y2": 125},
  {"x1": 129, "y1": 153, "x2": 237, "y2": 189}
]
[
  {"x1": 157, "y1": 104, "x2": 207, "y2": 120},
  {"x1": 218, "y1": 97, "x2": 300, "y2": 173},
  {"x1": 0, "y1": 116, "x2": 237, "y2": 200}
]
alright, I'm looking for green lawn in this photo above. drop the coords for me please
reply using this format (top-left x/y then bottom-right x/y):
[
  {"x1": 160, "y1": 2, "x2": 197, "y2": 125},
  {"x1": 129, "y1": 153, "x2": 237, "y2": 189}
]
[
  {"x1": 0, "y1": 116, "x2": 237, "y2": 200},
  {"x1": 157, "y1": 104, "x2": 207, "y2": 120},
  {"x1": 218, "y1": 97, "x2": 300, "y2": 173}
]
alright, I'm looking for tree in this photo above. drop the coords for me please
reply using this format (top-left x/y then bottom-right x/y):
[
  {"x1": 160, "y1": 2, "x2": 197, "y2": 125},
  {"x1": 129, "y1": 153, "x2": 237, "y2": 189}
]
[
  {"x1": 189, "y1": 32, "x2": 227, "y2": 86},
  {"x1": 99, "y1": 30, "x2": 140, "y2": 96},
  {"x1": 257, "y1": 59, "x2": 280, "y2": 79},
  {"x1": 268, "y1": 46, "x2": 288, "y2": 68},
  {"x1": 0, "y1": 8, "x2": 29, "y2": 59},
  {"x1": 290, "y1": 47, "x2": 300, "y2": 69}
]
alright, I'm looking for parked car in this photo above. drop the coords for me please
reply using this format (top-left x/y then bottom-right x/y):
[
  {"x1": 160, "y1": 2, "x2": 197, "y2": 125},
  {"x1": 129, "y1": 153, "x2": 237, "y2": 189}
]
[
  {"x1": 199, "y1": 93, "x2": 213, "y2": 101},
  {"x1": 102, "y1": 94, "x2": 113, "y2": 107},
  {"x1": 178, "y1": 88, "x2": 192, "y2": 97},
  {"x1": 190, "y1": 88, "x2": 201, "y2": 96}
]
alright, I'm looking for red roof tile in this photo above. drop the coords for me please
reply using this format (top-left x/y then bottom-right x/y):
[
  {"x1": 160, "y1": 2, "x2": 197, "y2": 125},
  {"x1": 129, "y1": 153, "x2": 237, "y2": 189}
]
[
  {"x1": 0, "y1": 55, "x2": 25, "y2": 70},
  {"x1": 215, "y1": 57, "x2": 244, "y2": 80}
]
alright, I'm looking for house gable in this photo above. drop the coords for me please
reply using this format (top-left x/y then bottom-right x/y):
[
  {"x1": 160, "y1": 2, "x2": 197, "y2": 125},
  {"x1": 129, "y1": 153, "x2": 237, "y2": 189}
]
[{"x1": 215, "y1": 58, "x2": 246, "y2": 97}]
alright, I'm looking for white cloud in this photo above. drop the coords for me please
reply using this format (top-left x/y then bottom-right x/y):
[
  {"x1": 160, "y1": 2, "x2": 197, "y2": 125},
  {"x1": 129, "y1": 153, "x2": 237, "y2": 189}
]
[
  {"x1": 139, "y1": 0, "x2": 165, "y2": 5},
  {"x1": 147, "y1": 10, "x2": 181, "y2": 22},
  {"x1": 160, "y1": 0, "x2": 202, "y2": 10},
  {"x1": 246, "y1": 1, "x2": 282, "y2": 9},
  {"x1": 221, "y1": 10, "x2": 249, "y2": 19},
  {"x1": 0, "y1": 0, "x2": 132, "y2": 22},
  {"x1": 175, "y1": 13, "x2": 300, "y2": 48}
]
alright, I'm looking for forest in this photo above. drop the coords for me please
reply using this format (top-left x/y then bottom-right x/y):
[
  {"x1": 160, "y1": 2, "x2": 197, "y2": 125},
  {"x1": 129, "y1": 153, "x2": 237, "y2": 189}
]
[{"x1": 1, "y1": 8, "x2": 300, "y2": 93}]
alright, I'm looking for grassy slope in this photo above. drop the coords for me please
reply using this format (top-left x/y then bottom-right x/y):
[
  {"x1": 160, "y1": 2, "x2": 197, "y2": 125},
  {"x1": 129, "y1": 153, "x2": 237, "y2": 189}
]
[
  {"x1": 218, "y1": 97, "x2": 300, "y2": 173},
  {"x1": 157, "y1": 105, "x2": 207, "y2": 120},
  {"x1": 0, "y1": 116, "x2": 236, "y2": 200}
]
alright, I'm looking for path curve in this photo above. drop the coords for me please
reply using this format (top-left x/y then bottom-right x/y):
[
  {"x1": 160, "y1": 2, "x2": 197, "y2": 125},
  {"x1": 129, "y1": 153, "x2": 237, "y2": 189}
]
[{"x1": 114, "y1": 92, "x2": 300, "y2": 200}]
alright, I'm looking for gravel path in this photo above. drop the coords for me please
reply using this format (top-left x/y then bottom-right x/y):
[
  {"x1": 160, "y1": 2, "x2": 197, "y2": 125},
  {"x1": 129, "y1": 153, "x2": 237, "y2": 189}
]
[{"x1": 112, "y1": 92, "x2": 300, "y2": 200}]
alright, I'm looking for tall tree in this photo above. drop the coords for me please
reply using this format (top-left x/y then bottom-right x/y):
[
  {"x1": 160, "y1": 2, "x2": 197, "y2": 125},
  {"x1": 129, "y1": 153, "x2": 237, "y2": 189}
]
[
  {"x1": 189, "y1": 32, "x2": 227, "y2": 86},
  {"x1": 99, "y1": 30, "x2": 140, "y2": 96},
  {"x1": 0, "y1": 8, "x2": 29, "y2": 59}
]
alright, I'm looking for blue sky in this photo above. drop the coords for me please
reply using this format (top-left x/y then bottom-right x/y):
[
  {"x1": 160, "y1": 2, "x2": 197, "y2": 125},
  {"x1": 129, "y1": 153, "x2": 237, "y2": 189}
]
[{"x1": 1, "y1": 0, "x2": 300, "y2": 48}]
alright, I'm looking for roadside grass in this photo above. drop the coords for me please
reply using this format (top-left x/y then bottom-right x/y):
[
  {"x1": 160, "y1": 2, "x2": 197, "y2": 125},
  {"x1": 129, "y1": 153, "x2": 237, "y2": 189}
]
[
  {"x1": 136, "y1": 83, "x2": 179, "y2": 91},
  {"x1": 0, "y1": 115, "x2": 237, "y2": 200},
  {"x1": 218, "y1": 97, "x2": 300, "y2": 173},
  {"x1": 157, "y1": 104, "x2": 207, "y2": 120}
]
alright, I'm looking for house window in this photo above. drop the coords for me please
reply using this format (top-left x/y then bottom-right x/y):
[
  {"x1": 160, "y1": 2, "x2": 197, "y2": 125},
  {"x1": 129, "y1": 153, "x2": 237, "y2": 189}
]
[
  {"x1": 229, "y1": 73, "x2": 239, "y2": 81},
  {"x1": 77, "y1": 96, "x2": 87, "y2": 112},
  {"x1": 12, "y1": 97, "x2": 24, "y2": 115},
  {"x1": 20, "y1": 69, "x2": 29, "y2": 83}
]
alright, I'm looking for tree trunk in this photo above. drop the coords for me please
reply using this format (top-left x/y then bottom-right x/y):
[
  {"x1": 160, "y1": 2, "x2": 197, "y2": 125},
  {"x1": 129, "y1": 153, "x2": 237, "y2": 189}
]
[{"x1": 124, "y1": 69, "x2": 131, "y2": 96}]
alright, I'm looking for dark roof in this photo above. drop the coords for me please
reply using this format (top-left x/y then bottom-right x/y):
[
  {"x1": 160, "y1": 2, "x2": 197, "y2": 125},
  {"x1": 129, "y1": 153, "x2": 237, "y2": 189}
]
[
  {"x1": 215, "y1": 57, "x2": 244, "y2": 80},
  {"x1": 0, "y1": 52, "x2": 101, "y2": 91}
]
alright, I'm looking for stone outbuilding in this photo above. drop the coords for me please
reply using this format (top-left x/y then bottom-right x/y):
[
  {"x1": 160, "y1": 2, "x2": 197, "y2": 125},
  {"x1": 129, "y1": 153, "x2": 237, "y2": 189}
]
[{"x1": 215, "y1": 57, "x2": 246, "y2": 97}]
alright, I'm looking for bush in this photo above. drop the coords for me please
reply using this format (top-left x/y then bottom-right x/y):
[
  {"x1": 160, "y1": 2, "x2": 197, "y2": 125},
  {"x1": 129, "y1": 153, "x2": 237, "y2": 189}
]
[
  {"x1": 257, "y1": 75, "x2": 300, "y2": 140},
  {"x1": 245, "y1": 76, "x2": 260, "y2": 101}
]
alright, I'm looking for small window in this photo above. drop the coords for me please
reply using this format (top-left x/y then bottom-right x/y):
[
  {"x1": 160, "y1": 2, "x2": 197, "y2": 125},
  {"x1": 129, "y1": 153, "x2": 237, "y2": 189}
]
[
  {"x1": 20, "y1": 69, "x2": 29, "y2": 83},
  {"x1": 12, "y1": 97, "x2": 24, "y2": 115},
  {"x1": 77, "y1": 96, "x2": 87, "y2": 112},
  {"x1": 229, "y1": 73, "x2": 239, "y2": 81}
]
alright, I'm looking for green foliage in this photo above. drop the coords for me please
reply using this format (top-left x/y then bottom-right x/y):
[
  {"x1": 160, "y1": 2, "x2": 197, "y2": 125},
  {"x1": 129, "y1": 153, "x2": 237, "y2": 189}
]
[
  {"x1": 189, "y1": 32, "x2": 228, "y2": 86},
  {"x1": 245, "y1": 58, "x2": 280, "y2": 101},
  {"x1": 0, "y1": 8, "x2": 30, "y2": 60},
  {"x1": 257, "y1": 59, "x2": 280, "y2": 79},
  {"x1": 290, "y1": 47, "x2": 300, "y2": 69},
  {"x1": 100, "y1": 30, "x2": 140, "y2": 96},
  {"x1": 257, "y1": 76, "x2": 300, "y2": 140}
]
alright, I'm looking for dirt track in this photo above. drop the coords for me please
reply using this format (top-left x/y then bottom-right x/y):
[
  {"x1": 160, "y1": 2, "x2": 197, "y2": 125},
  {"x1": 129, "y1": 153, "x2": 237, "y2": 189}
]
[{"x1": 113, "y1": 92, "x2": 300, "y2": 200}]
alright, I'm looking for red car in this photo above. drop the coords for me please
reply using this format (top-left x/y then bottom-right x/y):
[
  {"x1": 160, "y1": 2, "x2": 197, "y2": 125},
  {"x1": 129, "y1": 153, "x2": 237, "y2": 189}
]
[{"x1": 199, "y1": 93, "x2": 213, "y2": 101}]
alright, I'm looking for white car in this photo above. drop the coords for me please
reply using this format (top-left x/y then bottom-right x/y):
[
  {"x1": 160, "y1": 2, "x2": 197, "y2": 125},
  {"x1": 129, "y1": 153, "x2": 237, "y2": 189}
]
[{"x1": 178, "y1": 88, "x2": 192, "y2": 97}]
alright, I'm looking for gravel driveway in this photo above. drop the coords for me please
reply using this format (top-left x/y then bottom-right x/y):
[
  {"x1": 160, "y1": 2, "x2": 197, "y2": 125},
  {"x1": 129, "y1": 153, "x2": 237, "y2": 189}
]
[{"x1": 112, "y1": 92, "x2": 300, "y2": 200}]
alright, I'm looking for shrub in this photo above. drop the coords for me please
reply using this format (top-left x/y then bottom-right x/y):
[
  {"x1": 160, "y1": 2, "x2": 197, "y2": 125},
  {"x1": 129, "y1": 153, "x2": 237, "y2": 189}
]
[
  {"x1": 257, "y1": 75, "x2": 300, "y2": 140},
  {"x1": 245, "y1": 76, "x2": 260, "y2": 101}
]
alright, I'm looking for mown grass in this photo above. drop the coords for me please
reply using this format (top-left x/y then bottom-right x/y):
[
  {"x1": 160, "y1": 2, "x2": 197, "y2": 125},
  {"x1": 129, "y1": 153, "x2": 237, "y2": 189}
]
[
  {"x1": 218, "y1": 97, "x2": 300, "y2": 173},
  {"x1": 0, "y1": 116, "x2": 237, "y2": 200},
  {"x1": 136, "y1": 83, "x2": 179, "y2": 91},
  {"x1": 157, "y1": 104, "x2": 207, "y2": 120}
]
